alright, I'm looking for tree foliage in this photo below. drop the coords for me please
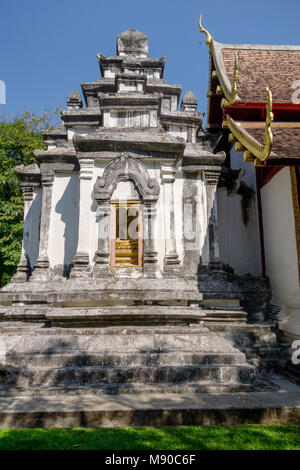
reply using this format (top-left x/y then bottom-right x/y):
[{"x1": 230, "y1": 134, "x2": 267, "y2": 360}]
[{"x1": 0, "y1": 108, "x2": 61, "y2": 286}]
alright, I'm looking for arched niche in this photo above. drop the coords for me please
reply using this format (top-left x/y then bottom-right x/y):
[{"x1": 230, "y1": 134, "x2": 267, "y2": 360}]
[
  {"x1": 92, "y1": 153, "x2": 160, "y2": 276},
  {"x1": 92, "y1": 153, "x2": 160, "y2": 203}
]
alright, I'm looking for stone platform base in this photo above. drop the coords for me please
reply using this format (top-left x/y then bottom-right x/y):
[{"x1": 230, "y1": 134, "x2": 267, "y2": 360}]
[
  {"x1": 0, "y1": 272, "x2": 293, "y2": 428},
  {"x1": 0, "y1": 376, "x2": 299, "y2": 428}
]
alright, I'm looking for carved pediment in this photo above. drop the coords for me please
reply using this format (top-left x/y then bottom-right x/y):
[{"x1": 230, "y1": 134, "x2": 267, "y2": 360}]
[{"x1": 92, "y1": 153, "x2": 160, "y2": 202}]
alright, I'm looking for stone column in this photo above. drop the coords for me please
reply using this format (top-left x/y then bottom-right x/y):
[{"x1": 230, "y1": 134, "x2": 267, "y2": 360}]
[
  {"x1": 11, "y1": 186, "x2": 35, "y2": 283},
  {"x1": 93, "y1": 200, "x2": 111, "y2": 277},
  {"x1": 161, "y1": 164, "x2": 180, "y2": 274},
  {"x1": 204, "y1": 169, "x2": 222, "y2": 270},
  {"x1": 182, "y1": 172, "x2": 202, "y2": 278},
  {"x1": 143, "y1": 201, "x2": 160, "y2": 277},
  {"x1": 30, "y1": 172, "x2": 54, "y2": 281},
  {"x1": 71, "y1": 159, "x2": 94, "y2": 277}
]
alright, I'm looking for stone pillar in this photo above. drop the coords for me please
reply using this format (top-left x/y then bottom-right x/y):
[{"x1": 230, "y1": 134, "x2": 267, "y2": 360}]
[
  {"x1": 204, "y1": 169, "x2": 222, "y2": 270},
  {"x1": 182, "y1": 172, "x2": 202, "y2": 278},
  {"x1": 161, "y1": 164, "x2": 180, "y2": 274},
  {"x1": 143, "y1": 201, "x2": 160, "y2": 277},
  {"x1": 30, "y1": 172, "x2": 54, "y2": 280},
  {"x1": 11, "y1": 186, "x2": 35, "y2": 283},
  {"x1": 71, "y1": 159, "x2": 94, "y2": 277},
  {"x1": 93, "y1": 200, "x2": 111, "y2": 277}
]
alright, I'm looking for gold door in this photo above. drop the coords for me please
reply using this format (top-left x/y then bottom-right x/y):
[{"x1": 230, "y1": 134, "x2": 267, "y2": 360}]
[{"x1": 110, "y1": 201, "x2": 143, "y2": 267}]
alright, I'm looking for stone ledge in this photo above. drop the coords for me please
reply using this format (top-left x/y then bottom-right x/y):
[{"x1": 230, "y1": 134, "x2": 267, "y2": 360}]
[{"x1": 0, "y1": 377, "x2": 298, "y2": 428}]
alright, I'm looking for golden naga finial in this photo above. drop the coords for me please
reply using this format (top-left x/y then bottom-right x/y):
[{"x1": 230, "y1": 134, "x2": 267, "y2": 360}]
[
  {"x1": 222, "y1": 52, "x2": 238, "y2": 108},
  {"x1": 225, "y1": 86, "x2": 274, "y2": 166},
  {"x1": 198, "y1": 14, "x2": 212, "y2": 47},
  {"x1": 265, "y1": 86, "x2": 274, "y2": 136},
  {"x1": 256, "y1": 86, "x2": 274, "y2": 164}
]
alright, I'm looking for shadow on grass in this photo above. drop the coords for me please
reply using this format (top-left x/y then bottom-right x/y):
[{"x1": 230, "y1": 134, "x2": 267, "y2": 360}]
[{"x1": 0, "y1": 425, "x2": 299, "y2": 450}]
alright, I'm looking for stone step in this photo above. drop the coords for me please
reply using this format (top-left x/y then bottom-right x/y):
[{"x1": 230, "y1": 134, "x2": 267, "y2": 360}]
[
  {"x1": 203, "y1": 309, "x2": 247, "y2": 322},
  {"x1": 0, "y1": 333, "x2": 241, "y2": 354},
  {"x1": 0, "y1": 378, "x2": 277, "y2": 397},
  {"x1": 0, "y1": 376, "x2": 298, "y2": 428},
  {"x1": 4, "y1": 351, "x2": 247, "y2": 368},
  {"x1": 0, "y1": 280, "x2": 204, "y2": 307},
  {"x1": 0, "y1": 364, "x2": 255, "y2": 387},
  {"x1": 0, "y1": 321, "x2": 277, "y2": 337},
  {"x1": 2, "y1": 305, "x2": 248, "y2": 326},
  {"x1": 45, "y1": 306, "x2": 208, "y2": 327},
  {"x1": 0, "y1": 322, "x2": 208, "y2": 335}
]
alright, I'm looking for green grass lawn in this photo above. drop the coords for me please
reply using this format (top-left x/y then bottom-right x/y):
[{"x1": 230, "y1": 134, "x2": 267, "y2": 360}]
[{"x1": 0, "y1": 425, "x2": 299, "y2": 450}]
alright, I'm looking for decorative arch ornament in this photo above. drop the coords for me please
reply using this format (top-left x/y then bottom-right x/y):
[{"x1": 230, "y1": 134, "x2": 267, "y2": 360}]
[{"x1": 92, "y1": 153, "x2": 160, "y2": 202}]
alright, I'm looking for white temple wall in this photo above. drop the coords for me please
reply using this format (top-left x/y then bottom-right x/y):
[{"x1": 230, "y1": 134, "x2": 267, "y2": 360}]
[
  {"x1": 90, "y1": 162, "x2": 105, "y2": 265},
  {"x1": 24, "y1": 188, "x2": 42, "y2": 270},
  {"x1": 44, "y1": 158, "x2": 189, "y2": 273},
  {"x1": 198, "y1": 175, "x2": 208, "y2": 263},
  {"x1": 147, "y1": 162, "x2": 165, "y2": 270},
  {"x1": 102, "y1": 110, "x2": 157, "y2": 128},
  {"x1": 217, "y1": 148, "x2": 262, "y2": 275},
  {"x1": 261, "y1": 167, "x2": 300, "y2": 308},
  {"x1": 49, "y1": 174, "x2": 79, "y2": 273},
  {"x1": 168, "y1": 127, "x2": 188, "y2": 141},
  {"x1": 67, "y1": 128, "x2": 94, "y2": 142},
  {"x1": 173, "y1": 174, "x2": 184, "y2": 263}
]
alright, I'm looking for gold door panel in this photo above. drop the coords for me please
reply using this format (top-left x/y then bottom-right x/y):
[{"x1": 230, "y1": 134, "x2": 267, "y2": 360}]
[{"x1": 110, "y1": 201, "x2": 143, "y2": 267}]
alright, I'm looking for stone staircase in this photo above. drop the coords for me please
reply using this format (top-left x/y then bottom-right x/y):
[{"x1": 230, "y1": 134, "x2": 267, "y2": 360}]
[
  {"x1": 0, "y1": 309, "x2": 299, "y2": 427},
  {"x1": 0, "y1": 321, "x2": 276, "y2": 397}
]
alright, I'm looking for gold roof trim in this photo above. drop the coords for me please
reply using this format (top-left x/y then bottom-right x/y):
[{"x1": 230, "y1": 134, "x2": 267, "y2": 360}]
[
  {"x1": 198, "y1": 14, "x2": 238, "y2": 108},
  {"x1": 221, "y1": 52, "x2": 238, "y2": 108},
  {"x1": 198, "y1": 14, "x2": 212, "y2": 47},
  {"x1": 224, "y1": 87, "x2": 274, "y2": 166}
]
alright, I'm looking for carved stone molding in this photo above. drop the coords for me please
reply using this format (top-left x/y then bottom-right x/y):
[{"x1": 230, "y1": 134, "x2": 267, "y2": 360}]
[
  {"x1": 92, "y1": 153, "x2": 160, "y2": 202},
  {"x1": 204, "y1": 169, "x2": 222, "y2": 186}
]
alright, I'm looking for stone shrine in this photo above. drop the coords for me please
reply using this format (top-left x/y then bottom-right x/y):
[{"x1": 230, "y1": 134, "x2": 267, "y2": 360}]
[
  {"x1": 0, "y1": 28, "x2": 298, "y2": 428},
  {"x1": 1, "y1": 29, "x2": 268, "y2": 317}
]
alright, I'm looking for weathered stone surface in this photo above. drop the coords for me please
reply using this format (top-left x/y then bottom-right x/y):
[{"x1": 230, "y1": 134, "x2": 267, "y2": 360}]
[
  {"x1": 117, "y1": 29, "x2": 149, "y2": 57},
  {"x1": 93, "y1": 153, "x2": 160, "y2": 202},
  {"x1": 0, "y1": 377, "x2": 299, "y2": 428}
]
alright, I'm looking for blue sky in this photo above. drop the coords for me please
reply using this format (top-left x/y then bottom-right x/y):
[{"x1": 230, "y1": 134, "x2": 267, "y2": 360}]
[{"x1": 0, "y1": 0, "x2": 300, "y2": 120}]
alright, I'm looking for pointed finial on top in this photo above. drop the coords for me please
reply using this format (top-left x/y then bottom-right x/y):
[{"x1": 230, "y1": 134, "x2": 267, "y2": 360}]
[
  {"x1": 266, "y1": 86, "x2": 274, "y2": 126},
  {"x1": 67, "y1": 89, "x2": 82, "y2": 109},
  {"x1": 199, "y1": 14, "x2": 212, "y2": 47}
]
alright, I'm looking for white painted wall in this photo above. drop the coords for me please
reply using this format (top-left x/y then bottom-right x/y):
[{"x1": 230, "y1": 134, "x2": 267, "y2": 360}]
[
  {"x1": 24, "y1": 189, "x2": 42, "y2": 269},
  {"x1": 46, "y1": 158, "x2": 209, "y2": 275},
  {"x1": 67, "y1": 128, "x2": 94, "y2": 141},
  {"x1": 261, "y1": 167, "x2": 300, "y2": 307},
  {"x1": 217, "y1": 188, "x2": 262, "y2": 275},
  {"x1": 217, "y1": 148, "x2": 262, "y2": 275},
  {"x1": 49, "y1": 174, "x2": 80, "y2": 272},
  {"x1": 173, "y1": 174, "x2": 184, "y2": 262},
  {"x1": 103, "y1": 67, "x2": 121, "y2": 78},
  {"x1": 198, "y1": 175, "x2": 208, "y2": 264},
  {"x1": 168, "y1": 126, "x2": 188, "y2": 141},
  {"x1": 102, "y1": 110, "x2": 157, "y2": 128}
]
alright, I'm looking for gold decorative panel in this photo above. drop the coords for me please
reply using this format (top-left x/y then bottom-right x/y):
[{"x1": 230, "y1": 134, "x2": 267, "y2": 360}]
[{"x1": 110, "y1": 201, "x2": 143, "y2": 268}]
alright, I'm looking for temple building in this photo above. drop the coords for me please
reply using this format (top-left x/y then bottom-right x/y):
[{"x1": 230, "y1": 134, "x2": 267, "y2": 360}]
[
  {"x1": 198, "y1": 15, "x2": 300, "y2": 346},
  {"x1": 0, "y1": 26, "x2": 299, "y2": 426}
]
